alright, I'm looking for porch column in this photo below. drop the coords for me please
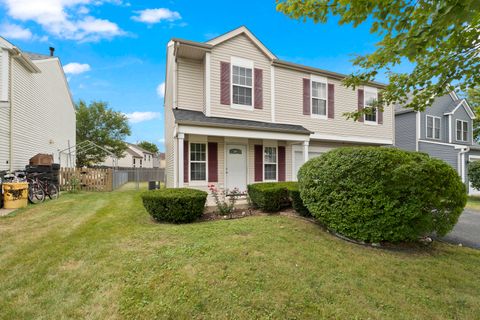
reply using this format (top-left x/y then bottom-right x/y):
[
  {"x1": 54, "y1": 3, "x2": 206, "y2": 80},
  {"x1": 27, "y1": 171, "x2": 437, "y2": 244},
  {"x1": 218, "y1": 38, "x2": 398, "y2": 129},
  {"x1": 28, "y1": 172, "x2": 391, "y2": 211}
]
[
  {"x1": 303, "y1": 141, "x2": 309, "y2": 163},
  {"x1": 178, "y1": 133, "x2": 185, "y2": 187}
]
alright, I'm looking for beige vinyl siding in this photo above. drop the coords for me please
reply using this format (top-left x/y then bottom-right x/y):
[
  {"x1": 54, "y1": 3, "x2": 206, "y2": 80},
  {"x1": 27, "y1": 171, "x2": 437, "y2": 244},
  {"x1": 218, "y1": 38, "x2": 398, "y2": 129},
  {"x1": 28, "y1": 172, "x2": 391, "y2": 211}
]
[
  {"x1": 0, "y1": 50, "x2": 10, "y2": 170},
  {"x1": 0, "y1": 101, "x2": 9, "y2": 171},
  {"x1": 177, "y1": 58, "x2": 204, "y2": 111},
  {"x1": 275, "y1": 66, "x2": 393, "y2": 141},
  {"x1": 210, "y1": 34, "x2": 271, "y2": 121},
  {"x1": 164, "y1": 44, "x2": 176, "y2": 187},
  {"x1": 10, "y1": 58, "x2": 75, "y2": 170}
]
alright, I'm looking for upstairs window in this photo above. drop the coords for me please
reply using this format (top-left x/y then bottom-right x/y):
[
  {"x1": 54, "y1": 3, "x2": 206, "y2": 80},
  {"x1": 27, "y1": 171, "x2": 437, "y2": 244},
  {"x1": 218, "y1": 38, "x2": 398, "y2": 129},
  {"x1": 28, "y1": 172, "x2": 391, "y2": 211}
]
[
  {"x1": 364, "y1": 89, "x2": 378, "y2": 123},
  {"x1": 232, "y1": 65, "x2": 252, "y2": 106},
  {"x1": 456, "y1": 120, "x2": 468, "y2": 142},
  {"x1": 426, "y1": 115, "x2": 441, "y2": 139},
  {"x1": 264, "y1": 146, "x2": 277, "y2": 181},
  {"x1": 311, "y1": 80, "x2": 327, "y2": 117}
]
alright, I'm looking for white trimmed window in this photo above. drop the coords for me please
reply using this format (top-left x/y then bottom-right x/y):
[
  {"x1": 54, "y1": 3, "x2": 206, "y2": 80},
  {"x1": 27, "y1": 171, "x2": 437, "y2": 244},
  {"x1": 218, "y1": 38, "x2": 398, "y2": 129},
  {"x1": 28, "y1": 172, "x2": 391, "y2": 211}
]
[
  {"x1": 456, "y1": 120, "x2": 468, "y2": 142},
  {"x1": 190, "y1": 143, "x2": 207, "y2": 181},
  {"x1": 311, "y1": 77, "x2": 327, "y2": 117},
  {"x1": 231, "y1": 57, "x2": 254, "y2": 108},
  {"x1": 364, "y1": 88, "x2": 378, "y2": 123},
  {"x1": 264, "y1": 146, "x2": 277, "y2": 181},
  {"x1": 426, "y1": 115, "x2": 441, "y2": 139}
]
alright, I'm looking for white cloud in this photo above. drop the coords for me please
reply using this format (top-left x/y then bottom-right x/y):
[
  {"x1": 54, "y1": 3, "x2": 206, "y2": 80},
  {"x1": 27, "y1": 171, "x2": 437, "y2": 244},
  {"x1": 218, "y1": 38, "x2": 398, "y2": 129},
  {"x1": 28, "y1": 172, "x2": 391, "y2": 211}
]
[
  {"x1": 63, "y1": 62, "x2": 91, "y2": 75},
  {"x1": 1, "y1": 0, "x2": 126, "y2": 42},
  {"x1": 0, "y1": 22, "x2": 48, "y2": 41},
  {"x1": 0, "y1": 22, "x2": 32, "y2": 40},
  {"x1": 132, "y1": 8, "x2": 181, "y2": 24},
  {"x1": 157, "y1": 82, "x2": 165, "y2": 98},
  {"x1": 124, "y1": 111, "x2": 161, "y2": 123}
]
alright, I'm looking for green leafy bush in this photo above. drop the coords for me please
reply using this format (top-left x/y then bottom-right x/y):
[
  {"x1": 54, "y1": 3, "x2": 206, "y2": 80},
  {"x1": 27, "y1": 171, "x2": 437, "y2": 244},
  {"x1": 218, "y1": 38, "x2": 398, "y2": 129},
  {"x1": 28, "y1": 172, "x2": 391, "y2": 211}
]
[
  {"x1": 298, "y1": 147, "x2": 467, "y2": 243},
  {"x1": 247, "y1": 182, "x2": 289, "y2": 212},
  {"x1": 247, "y1": 181, "x2": 309, "y2": 215},
  {"x1": 141, "y1": 188, "x2": 207, "y2": 223},
  {"x1": 468, "y1": 161, "x2": 480, "y2": 190},
  {"x1": 285, "y1": 184, "x2": 310, "y2": 217}
]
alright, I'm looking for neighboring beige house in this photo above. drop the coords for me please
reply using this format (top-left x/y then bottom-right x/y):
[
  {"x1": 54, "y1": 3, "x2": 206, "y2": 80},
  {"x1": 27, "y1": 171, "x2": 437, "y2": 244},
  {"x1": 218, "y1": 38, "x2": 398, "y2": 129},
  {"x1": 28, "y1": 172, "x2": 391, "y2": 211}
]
[
  {"x1": 0, "y1": 37, "x2": 76, "y2": 171},
  {"x1": 164, "y1": 26, "x2": 394, "y2": 190},
  {"x1": 101, "y1": 143, "x2": 155, "y2": 168}
]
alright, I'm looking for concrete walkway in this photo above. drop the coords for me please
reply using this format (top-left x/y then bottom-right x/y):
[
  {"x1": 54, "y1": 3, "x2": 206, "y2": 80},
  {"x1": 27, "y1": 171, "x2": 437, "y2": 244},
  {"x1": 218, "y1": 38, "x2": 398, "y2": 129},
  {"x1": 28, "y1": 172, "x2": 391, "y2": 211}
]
[
  {"x1": 442, "y1": 210, "x2": 480, "y2": 249},
  {"x1": 0, "y1": 208, "x2": 15, "y2": 217}
]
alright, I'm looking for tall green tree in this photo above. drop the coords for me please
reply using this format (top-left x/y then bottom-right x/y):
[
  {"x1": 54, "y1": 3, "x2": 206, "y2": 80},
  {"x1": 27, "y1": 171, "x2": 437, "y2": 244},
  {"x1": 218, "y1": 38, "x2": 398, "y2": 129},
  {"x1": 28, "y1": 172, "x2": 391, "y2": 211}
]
[
  {"x1": 466, "y1": 86, "x2": 480, "y2": 141},
  {"x1": 276, "y1": 0, "x2": 480, "y2": 119},
  {"x1": 76, "y1": 100, "x2": 131, "y2": 167},
  {"x1": 137, "y1": 141, "x2": 159, "y2": 154}
]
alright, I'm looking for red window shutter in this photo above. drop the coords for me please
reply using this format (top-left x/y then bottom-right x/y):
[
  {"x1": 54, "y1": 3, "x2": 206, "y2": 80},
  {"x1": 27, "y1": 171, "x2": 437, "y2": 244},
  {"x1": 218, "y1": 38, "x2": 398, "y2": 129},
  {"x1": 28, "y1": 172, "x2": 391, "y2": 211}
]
[
  {"x1": 254, "y1": 68, "x2": 263, "y2": 109},
  {"x1": 254, "y1": 145, "x2": 263, "y2": 182},
  {"x1": 328, "y1": 83, "x2": 335, "y2": 119},
  {"x1": 278, "y1": 146, "x2": 286, "y2": 182},
  {"x1": 208, "y1": 142, "x2": 218, "y2": 182},
  {"x1": 183, "y1": 140, "x2": 189, "y2": 183},
  {"x1": 358, "y1": 89, "x2": 364, "y2": 123},
  {"x1": 303, "y1": 78, "x2": 311, "y2": 115},
  {"x1": 377, "y1": 92, "x2": 383, "y2": 124},
  {"x1": 220, "y1": 62, "x2": 231, "y2": 105}
]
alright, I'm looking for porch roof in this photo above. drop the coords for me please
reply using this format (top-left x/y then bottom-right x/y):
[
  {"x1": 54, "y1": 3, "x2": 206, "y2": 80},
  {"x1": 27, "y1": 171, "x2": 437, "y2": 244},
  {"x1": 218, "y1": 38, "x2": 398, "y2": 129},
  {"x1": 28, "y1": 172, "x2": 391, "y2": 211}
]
[{"x1": 173, "y1": 109, "x2": 312, "y2": 135}]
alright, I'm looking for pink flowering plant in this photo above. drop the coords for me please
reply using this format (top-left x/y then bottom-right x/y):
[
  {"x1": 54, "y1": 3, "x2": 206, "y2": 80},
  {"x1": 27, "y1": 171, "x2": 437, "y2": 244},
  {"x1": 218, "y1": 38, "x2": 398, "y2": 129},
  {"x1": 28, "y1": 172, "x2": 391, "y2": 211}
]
[{"x1": 208, "y1": 184, "x2": 242, "y2": 216}]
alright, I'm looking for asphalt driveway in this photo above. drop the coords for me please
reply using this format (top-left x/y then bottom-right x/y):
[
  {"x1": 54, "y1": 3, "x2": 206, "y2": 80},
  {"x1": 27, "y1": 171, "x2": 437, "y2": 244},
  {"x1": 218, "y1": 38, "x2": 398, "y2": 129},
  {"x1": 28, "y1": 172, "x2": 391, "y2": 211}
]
[{"x1": 442, "y1": 210, "x2": 480, "y2": 249}]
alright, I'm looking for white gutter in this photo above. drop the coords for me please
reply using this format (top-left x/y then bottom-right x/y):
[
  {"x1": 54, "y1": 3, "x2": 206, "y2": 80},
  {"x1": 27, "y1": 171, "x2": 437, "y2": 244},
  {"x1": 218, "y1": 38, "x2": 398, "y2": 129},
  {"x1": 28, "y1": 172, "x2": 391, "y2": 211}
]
[{"x1": 9, "y1": 48, "x2": 41, "y2": 73}]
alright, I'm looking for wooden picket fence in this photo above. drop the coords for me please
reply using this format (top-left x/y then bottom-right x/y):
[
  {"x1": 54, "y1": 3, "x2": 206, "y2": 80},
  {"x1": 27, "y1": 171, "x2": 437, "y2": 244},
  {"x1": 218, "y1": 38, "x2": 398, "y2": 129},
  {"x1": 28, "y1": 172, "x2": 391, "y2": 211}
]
[{"x1": 59, "y1": 168, "x2": 113, "y2": 192}]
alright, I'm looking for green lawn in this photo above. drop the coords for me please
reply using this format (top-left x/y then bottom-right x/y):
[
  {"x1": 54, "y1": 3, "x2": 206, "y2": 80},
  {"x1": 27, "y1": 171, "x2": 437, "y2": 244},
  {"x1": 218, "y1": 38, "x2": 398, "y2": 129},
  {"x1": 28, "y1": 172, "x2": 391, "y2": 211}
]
[{"x1": 1, "y1": 186, "x2": 480, "y2": 319}]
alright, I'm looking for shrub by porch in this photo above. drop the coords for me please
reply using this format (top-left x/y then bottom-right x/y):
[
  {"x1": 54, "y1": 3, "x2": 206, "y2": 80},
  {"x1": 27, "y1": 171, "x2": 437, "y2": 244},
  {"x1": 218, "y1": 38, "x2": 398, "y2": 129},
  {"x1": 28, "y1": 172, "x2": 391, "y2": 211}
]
[
  {"x1": 247, "y1": 182, "x2": 309, "y2": 215},
  {"x1": 141, "y1": 188, "x2": 208, "y2": 223},
  {"x1": 299, "y1": 147, "x2": 467, "y2": 243}
]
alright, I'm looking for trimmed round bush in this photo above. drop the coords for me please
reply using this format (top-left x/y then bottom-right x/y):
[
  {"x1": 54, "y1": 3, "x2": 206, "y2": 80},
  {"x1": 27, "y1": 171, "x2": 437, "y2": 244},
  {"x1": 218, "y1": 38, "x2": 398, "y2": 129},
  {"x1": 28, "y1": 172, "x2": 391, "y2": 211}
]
[
  {"x1": 298, "y1": 147, "x2": 467, "y2": 243},
  {"x1": 247, "y1": 181, "x2": 310, "y2": 215},
  {"x1": 285, "y1": 183, "x2": 310, "y2": 217},
  {"x1": 141, "y1": 188, "x2": 207, "y2": 223},
  {"x1": 247, "y1": 182, "x2": 290, "y2": 212}
]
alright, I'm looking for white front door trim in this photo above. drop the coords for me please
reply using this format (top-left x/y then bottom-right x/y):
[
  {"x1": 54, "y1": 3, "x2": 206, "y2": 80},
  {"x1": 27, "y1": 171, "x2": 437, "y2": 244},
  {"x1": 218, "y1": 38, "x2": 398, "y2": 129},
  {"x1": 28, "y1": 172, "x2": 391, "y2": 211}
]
[{"x1": 225, "y1": 144, "x2": 248, "y2": 192}]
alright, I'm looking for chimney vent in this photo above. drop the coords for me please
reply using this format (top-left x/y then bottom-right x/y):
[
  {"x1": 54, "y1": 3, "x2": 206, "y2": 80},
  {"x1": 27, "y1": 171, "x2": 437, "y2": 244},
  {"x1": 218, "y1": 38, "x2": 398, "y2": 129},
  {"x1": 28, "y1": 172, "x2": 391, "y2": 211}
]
[{"x1": 49, "y1": 47, "x2": 55, "y2": 57}]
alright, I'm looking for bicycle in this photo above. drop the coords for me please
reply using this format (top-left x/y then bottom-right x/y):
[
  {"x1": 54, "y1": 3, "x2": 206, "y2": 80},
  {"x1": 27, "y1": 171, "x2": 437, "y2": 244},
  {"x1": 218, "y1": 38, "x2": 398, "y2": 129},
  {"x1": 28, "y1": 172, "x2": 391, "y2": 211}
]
[{"x1": 27, "y1": 173, "x2": 59, "y2": 203}]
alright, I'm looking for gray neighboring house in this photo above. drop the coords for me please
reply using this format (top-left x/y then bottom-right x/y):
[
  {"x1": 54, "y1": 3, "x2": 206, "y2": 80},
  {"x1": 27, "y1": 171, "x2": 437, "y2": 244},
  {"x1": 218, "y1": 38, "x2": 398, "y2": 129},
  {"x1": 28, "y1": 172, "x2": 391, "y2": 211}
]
[{"x1": 395, "y1": 91, "x2": 480, "y2": 194}]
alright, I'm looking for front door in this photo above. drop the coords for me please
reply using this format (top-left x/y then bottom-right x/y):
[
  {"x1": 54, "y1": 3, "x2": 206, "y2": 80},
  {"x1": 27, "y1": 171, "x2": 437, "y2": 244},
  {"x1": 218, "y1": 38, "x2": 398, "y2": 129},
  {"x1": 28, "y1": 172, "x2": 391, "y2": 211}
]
[{"x1": 226, "y1": 144, "x2": 247, "y2": 192}]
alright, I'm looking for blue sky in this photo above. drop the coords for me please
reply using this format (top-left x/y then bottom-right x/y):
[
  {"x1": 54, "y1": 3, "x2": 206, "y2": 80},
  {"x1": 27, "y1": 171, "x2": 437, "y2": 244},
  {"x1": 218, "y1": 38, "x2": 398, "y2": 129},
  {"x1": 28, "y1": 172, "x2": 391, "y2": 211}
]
[{"x1": 0, "y1": 0, "x2": 395, "y2": 152}]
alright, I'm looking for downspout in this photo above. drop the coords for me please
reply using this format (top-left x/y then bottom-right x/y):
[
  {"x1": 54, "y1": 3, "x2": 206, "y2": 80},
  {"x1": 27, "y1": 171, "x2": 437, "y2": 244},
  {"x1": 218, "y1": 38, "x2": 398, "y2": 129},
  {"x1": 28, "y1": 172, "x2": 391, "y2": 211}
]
[
  {"x1": 456, "y1": 146, "x2": 470, "y2": 183},
  {"x1": 8, "y1": 52, "x2": 13, "y2": 171}
]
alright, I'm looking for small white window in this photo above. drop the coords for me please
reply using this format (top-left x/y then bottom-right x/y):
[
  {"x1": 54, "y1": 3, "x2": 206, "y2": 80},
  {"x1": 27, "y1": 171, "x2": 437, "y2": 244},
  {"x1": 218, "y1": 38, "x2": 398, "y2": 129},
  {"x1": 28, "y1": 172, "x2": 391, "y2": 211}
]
[
  {"x1": 456, "y1": 120, "x2": 468, "y2": 142},
  {"x1": 364, "y1": 89, "x2": 378, "y2": 123},
  {"x1": 190, "y1": 143, "x2": 207, "y2": 181},
  {"x1": 232, "y1": 65, "x2": 253, "y2": 106},
  {"x1": 264, "y1": 146, "x2": 277, "y2": 181},
  {"x1": 426, "y1": 115, "x2": 441, "y2": 139},
  {"x1": 311, "y1": 80, "x2": 327, "y2": 117}
]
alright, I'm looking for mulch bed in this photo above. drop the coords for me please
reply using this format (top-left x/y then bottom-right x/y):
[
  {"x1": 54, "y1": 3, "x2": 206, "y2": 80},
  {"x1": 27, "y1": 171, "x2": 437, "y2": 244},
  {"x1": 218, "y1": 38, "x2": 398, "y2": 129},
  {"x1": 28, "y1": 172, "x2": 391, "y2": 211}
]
[{"x1": 199, "y1": 207, "x2": 301, "y2": 221}]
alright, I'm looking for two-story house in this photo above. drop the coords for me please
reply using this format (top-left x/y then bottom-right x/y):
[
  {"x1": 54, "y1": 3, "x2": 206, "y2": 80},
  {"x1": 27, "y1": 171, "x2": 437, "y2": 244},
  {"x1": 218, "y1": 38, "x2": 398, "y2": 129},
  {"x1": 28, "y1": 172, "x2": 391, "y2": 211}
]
[
  {"x1": 0, "y1": 36, "x2": 76, "y2": 171},
  {"x1": 164, "y1": 26, "x2": 394, "y2": 190},
  {"x1": 395, "y1": 91, "x2": 480, "y2": 194}
]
